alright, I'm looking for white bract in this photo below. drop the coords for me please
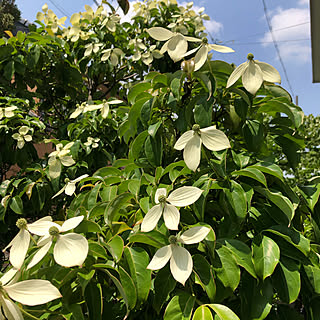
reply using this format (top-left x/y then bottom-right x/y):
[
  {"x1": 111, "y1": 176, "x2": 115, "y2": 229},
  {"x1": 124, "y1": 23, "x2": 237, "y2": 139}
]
[
  {"x1": 146, "y1": 27, "x2": 201, "y2": 62},
  {"x1": 3, "y1": 216, "x2": 53, "y2": 269},
  {"x1": 0, "y1": 268, "x2": 61, "y2": 320},
  {"x1": 52, "y1": 174, "x2": 89, "y2": 198},
  {"x1": 141, "y1": 186, "x2": 203, "y2": 232},
  {"x1": 84, "y1": 137, "x2": 100, "y2": 149},
  {"x1": 12, "y1": 126, "x2": 32, "y2": 149},
  {"x1": 27, "y1": 216, "x2": 89, "y2": 269},
  {"x1": 0, "y1": 106, "x2": 17, "y2": 119},
  {"x1": 48, "y1": 142, "x2": 75, "y2": 179},
  {"x1": 226, "y1": 53, "x2": 281, "y2": 95},
  {"x1": 147, "y1": 226, "x2": 210, "y2": 285},
  {"x1": 174, "y1": 124, "x2": 230, "y2": 171},
  {"x1": 183, "y1": 38, "x2": 234, "y2": 71}
]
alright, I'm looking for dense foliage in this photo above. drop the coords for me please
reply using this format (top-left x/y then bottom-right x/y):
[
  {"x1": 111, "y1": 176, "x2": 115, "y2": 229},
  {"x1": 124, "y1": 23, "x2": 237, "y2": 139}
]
[
  {"x1": 0, "y1": 1, "x2": 319, "y2": 319},
  {"x1": 0, "y1": 0, "x2": 21, "y2": 34}
]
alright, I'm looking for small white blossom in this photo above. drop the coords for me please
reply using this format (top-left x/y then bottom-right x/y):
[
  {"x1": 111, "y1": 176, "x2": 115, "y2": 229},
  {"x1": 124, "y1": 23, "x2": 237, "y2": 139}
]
[
  {"x1": 147, "y1": 226, "x2": 210, "y2": 285},
  {"x1": 141, "y1": 186, "x2": 203, "y2": 232},
  {"x1": 52, "y1": 174, "x2": 89, "y2": 198},
  {"x1": 174, "y1": 124, "x2": 230, "y2": 171},
  {"x1": 27, "y1": 216, "x2": 89, "y2": 269},
  {"x1": 226, "y1": 53, "x2": 281, "y2": 95},
  {"x1": 0, "y1": 106, "x2": 17, "y2": 119},
  {"x1": 12, "y1": 126, "x2": 32, "y2": 149}
]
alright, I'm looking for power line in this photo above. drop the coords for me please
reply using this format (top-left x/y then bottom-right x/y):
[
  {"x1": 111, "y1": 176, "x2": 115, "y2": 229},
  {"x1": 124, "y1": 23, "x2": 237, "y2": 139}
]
[
  {"x1": 47, "y1": 0, "x2": 71, "y2": 18},
  {"x1": 229, "y1": 38, "x2": 310, "y2": 45},
  {"x1": 262, "y1": 0, "x2": 295, "y2": 98},
  {"x1": 225, "y1": 21, "x2": 310, "y2": 43}
]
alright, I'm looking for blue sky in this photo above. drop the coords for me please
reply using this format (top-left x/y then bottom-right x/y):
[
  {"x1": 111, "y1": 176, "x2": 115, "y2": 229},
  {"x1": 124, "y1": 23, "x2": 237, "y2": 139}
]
[{"x1": 15, "y1": 0, "x2": 319, "y2": 115}]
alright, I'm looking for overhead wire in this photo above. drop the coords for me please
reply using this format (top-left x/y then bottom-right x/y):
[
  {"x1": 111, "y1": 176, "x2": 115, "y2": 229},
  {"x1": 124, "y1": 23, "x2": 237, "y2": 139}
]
[
  {"x1": 261, "y1": 0, "x2": 295, "y2": 98},
  {"x1": 47, "y1": 0, "x2": 71, "y2": 18}
]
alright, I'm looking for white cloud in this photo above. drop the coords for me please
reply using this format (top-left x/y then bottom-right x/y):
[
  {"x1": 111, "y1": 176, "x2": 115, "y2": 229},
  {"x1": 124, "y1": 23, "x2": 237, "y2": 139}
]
[
  {"x1": 298, "y1": 0, "x2": 309, "y2": 6},
  {"x1": 260, "y1": 7, "x2": 311, "y2": 63},
  {"x1": 204, "y1": 20, "x2": 223, "y2": 34}
]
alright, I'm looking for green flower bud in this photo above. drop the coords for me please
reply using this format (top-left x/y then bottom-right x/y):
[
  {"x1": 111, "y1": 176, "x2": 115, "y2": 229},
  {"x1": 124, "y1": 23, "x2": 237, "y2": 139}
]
[
  {"x1": 169, "y1": 235, "x2": 178, "y2": 245},
  {"x1": 16, "y1": 218, "x2": 27, "y2": 229},
  {"x1": 158, "y1": 195, "x2": 166, "y2": 203},
  {"x1": 192, "y1": 124, "x2": 201, "y2": 134},
  {"x1": 181, "y1": 59, "x2": 195, "y2": 74},
  {"x1": 49, "y1": 226, "x2": 60, "y2": 236},
  {"x1": 247, "y1": 53, "x2": 254, "y2": 60}
]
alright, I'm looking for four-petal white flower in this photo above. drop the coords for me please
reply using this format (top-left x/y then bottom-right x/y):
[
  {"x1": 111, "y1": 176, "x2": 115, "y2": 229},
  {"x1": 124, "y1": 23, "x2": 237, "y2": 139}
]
[
  {"x1": 27, "y1": 216, "x2": 89, "y2": 269},
  {"x1": 0, "y1": 268, "x2": 61, "y2": 320},
  {"x1": 147, "y1": 226, "x2": 210, "y2": 285},
  {"x1": 147, "y1": 27, "x2": 201, "y2": 62},
  {"x1": 3, "y1": 216, "x2": 54, "y2": 269},
  {"x1": 226, "y1": 53, "x2": 281, "y2": 95},
  {"x1": 174, "y1": 124, "x2": 230, "y2": 171},
  {"x1": 0, "y1": 106, "x2": 17, "y2": 119},
  {"x1": 12, "y1": 126, "x2": 32, "y2": 149},
  {"x1": 141, "y1": 186, "x2": 203, "y2": 232},
  {"x1": 52, "y1": 174, "x2": 89, "y2": 198}
]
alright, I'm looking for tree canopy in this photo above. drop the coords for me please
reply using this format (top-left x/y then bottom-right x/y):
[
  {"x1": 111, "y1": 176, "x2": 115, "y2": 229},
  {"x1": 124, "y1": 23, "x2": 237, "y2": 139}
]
[{"x1": 0, "y1": 1, "x2": 319, "y2": 319}]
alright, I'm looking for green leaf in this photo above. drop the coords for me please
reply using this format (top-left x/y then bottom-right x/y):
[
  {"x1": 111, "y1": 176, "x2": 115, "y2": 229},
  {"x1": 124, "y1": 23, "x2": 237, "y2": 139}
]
[
  {"x1": 234, "y1": 98, "x2": 248, "y2": 120},
  {"x1": 106, "y1": 235, "x2": 124, "y2": 262},
  {"x1": 93, "y1": 167, "x2": 121, "y2": 178},
  {"x1": 89, "y1": 241, "x2": 108, "y2": 259},
  {"x1": 258, "y1": 99, "x2": 304, "y2": 128},
  {"x1": 128, "y1": 230, "x2": 169, "y2": 248},
  {"x1": 140, "y1": 98, "x2": 154, "y2": 127},
  {"x1": 84, "y1": 281, "x2": 103, "y2": 320},
  {"x1": 272, "y1": 257, "x2": 301, "y2": 303},
  {"x1": 207, "y1": 304, "x2": 240, "y2": 320},
  {"x1": 75, "y1": 220, "x2": 101, "y2": 233},
  {"x1": 193, "y1": 95, "x2": 213, "y2": 128},
  {"x1": 129, "y1": 131, "x2": 149, "y2": 160},
  {"x1": 78, "y1": 269, "x2": 95, "y2": 294},
  {"x1": 264, "y1": 225, "x2": 310, "y2": 261},
  {"x1": 192, "y1": 306, "x2": 213, "y2": 320},
  {"x1": 148, "y1": 121, "x2": 162, "y2": 138},
  {"x1": 117, "y1": 0, "x2": 130, "y2": 14},
  {"x1": 224, "y1": 180, "x2": 247, "y2": 220},
  {"x1": 128, "y1": 82, "x2": 152, "y2": 104},
  {"x1": 118, "y1": 266, "x2": 137, "y2": 310},
  {"x1": 249, "y1": 162, "x2": 284, "y2": 181},
  {"x1": 164, "y1": 291, "x2": 195, "y2": 320},
  {"x1": 124, "y1": 247, "x2": 151, "y2": 304},
  {"x1": 26, "y1": 45, "x2": 40, "y2": 69},
  {"x1": 255, "y1": 186, "x2": 295, "y2": 225},
  {"x1": 9, "y1": 196, "x2": 23, "y2": 214},
  {"x1": 304, "y1": 264, "x2": 320, "y2": 294},
  {"x1": 193, "y1": 254, "x2": 216, "y2": 302},
  {"x1": 104, "y1": 193, "x2": 134, "y2": 225},
  {"x1": 213, "y1": 245, "x2": 240, "y2": 296},
  {"x1": 252, "y1": 235, "x2": 280, "y2": 280},
  {"x1": 4, "y1": 60, "x2": 14, "y2": 80},
  {"x1": 242, "y1": 120, "x2": 264, "y2": 152},
  {"x1": 144, "y1": 134, "x2": 162, "y2": 167},
  {"x1": 153, "y1": 265, "x2": 176, "y2": 314},
  {"x1": 232, "y1": 168, "x2": 267, "y2": 187},
  {"x1": 222, "y1": 239, "x2": 256, "y2": 278}
]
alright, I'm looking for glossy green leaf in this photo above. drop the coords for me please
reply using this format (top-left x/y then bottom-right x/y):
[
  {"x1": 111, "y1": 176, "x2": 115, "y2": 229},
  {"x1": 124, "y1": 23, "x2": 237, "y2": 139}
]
[
  {"x1": 193, "y1": 254, "x2": 216, "y2": 302},
  {"x1": 128, "y1": 230, "x2": 169, "y2": 248},
  {"x1": 84, "y1": 281, "x2": 103, "y2": 320},
  {"x1": 304, "y1": 264, "x2": 320, "y2": 294},
  {"x1": 164, "y1": 291, "x2": 195, "y2": 320},
  {"x1": 207, "y1": 304, "x2": 240, "y2": 320},
  {"x1": 124, "y1": 247, "x2": 151, "y2": 304},
  {"x1": 252, "y1": 235, "x2": 280, "y2": 280},
  {"x1": 192, "y1": 305, "x2": 213, "y2": 320},
  {"x1": 272, "y1": 257, "x2": 300, "y2": 303},
  {"x1": 118, "y1": 266, "x2": 137, "y2": 310},
  {"x1": 242, "y1": 120, "x2": 264, "y2": 152},
  {"x1": 249, "y1": 162, "x2": 284, "y2": 181},
  {"x1": 232, "y1": 167, "x2": 267, "y2": 187},
  {"x1": 128, "y1": 82, "x2": 152, "y2": 104},
  {"x1": 225, "y1": 180, "x2": 247, "y2": 220},
  {"x1": 106, "y1": 235, "x2": 124, "y2": 262},
  {"x1": 9, "y1": 196, "x2": 23, "y2": 214}
]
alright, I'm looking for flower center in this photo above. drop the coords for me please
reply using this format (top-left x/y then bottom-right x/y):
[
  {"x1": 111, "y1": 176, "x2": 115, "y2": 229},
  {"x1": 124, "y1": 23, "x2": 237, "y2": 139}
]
[
  {"x1": 247, "y1": 53, "x2": 254, "y2": 60},
  {"x1": 169, "y1": 235, "x2": 178, "y2": 245},
  {"x1": 16, "y1": 218, "x2": 27, "y2": 229},
  {"x1": 192, "y1": 124, "x2": 201, "y2": 135},
  {"x1": 202, "y1": 37, "x2": 208, "y2": 44},
  {"x1": 181, "y1": 59, "x2": 195, "y2": 73},
  {"x1": 158, "y1": 195, "x2": 166, "y2": 203},
  {"x1": 49, "y1": 226, "x2": 60, "y2": 236}
]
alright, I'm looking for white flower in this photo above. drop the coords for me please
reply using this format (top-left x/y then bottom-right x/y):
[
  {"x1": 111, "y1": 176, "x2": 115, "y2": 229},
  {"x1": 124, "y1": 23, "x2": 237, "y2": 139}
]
[
  {"x1": 48, "y1": 142, "x2": 75, "y2": 179},
  {"x1": 52, "y1": 174, "x2": 89, "y2": 198},
  {"x1": 174, "y1": 124, "x2": 230, "y2": 171},
  {"x1": 184, "y1": 38, "x2": 234, "y2": 71},
  {"x1": 0, "y1": 106, "x2": 17, "y2": 119},
  {"x1": 147, "y1": 226, "x2": 210, "y2": 285},
  {"x1": 226, "y1": 53, "x2": 281, "y2": 95},
  {"x1": 147, "y1": 27, "x2": 201, "y2": 62},
  {"x1": 3, "y1": 217, "x2": 54, "y2": 269},
  {"x1": 84, "y1": 42, "x2": 103, "y2": 57},
  {"x1": 27, "y1": 216, "x2": 89, "y2": 269},
  {"x1": 101, "y1": 48, "x2": 124, "y2": 67},
  {"x1": 141, "y1": 186, "x2": 203, "y2": 232},
  {"x1": 12, "y1": 126, "x2": 32, "y2": 149},
  {"x1": 84, "y1": 137, "x2": 100, "y2": 149},
  {"x1": 0, "y1": 268, "x2": 61, "y2": 320}
]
